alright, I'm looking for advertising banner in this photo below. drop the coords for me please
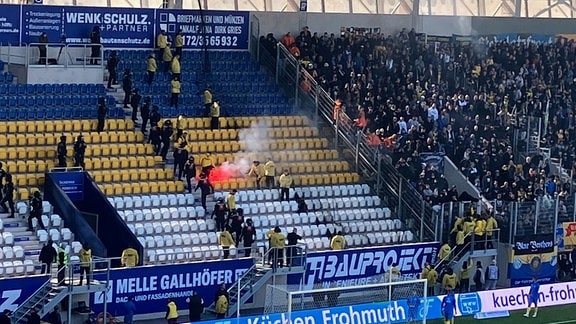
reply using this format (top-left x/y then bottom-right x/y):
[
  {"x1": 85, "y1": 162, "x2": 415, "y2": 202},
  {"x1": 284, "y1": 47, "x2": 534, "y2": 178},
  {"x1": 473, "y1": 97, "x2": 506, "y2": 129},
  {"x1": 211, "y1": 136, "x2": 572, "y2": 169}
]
[
  {"x1": 188, "y1": 281, "x2": 576, "y2": 324},
  {"x1": 155, "y1": 10, "x2": 249, "y2": 50},
  {"x1": 288, "y1": 242, "x2": 439, "y2": 289},
  {"x1": 510, "y1": 234, "x2": 556, "y2": 287},
  {"x1": 0, "y1": 5, "x2": 21, "y2": 46},
  {"x1": 21, "y1": 5, "x2": 155, "y2": 48},
  {"x1": 50, "y1": 171, "x2": 84, "y2": 201},
  {"x1": 90, "y1": 258, "x2": 253, "y2": 314},
  {"x1": 557, "y1": 222, "x2": 576, "y2": 249},
  {"x1": 0, "y1": 275, "x2": 50, "y2": 312}
]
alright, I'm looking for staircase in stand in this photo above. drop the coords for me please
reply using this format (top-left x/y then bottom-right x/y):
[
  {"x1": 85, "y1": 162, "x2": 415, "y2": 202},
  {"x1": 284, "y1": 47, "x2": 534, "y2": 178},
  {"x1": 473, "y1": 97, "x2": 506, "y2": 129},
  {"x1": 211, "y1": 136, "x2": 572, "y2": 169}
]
[{"x1": 207, "y1": 247, "x2": 307, "y2": 317}]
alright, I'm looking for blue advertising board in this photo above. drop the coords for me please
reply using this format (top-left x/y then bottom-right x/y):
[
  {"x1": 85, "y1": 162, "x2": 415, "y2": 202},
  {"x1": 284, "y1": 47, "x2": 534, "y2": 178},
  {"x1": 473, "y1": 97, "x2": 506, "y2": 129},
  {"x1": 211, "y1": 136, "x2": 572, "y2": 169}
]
[
  {"x1": 50, "y1": 171, "x2": 84, "y2": 201},
  {"x1": 21, "y1": 6, "x2": 155, "y2": 48},
  {"x1": 4, "y1": 5, "x2": 250, "y2": 49},
  {"x1": 288, "y1": 242, "x2": 439, "y2": 289},
  {"x1": 0, "y1": 5, "x2": 21, "y2": 46},
  {"x1": 90, "y1": 258, "x2": 253, "y2": 315},
  {"x1": 0, "y1": 275, "x2": 50, "y2": 312},
  {"x1": 155, "y1": 10, "x2": 249, "y2": 50}
]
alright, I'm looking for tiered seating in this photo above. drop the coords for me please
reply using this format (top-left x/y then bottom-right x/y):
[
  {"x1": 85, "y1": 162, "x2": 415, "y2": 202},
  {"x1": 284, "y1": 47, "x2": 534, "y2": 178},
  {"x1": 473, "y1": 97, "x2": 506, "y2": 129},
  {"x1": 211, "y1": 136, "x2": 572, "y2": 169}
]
[
  {"x1": 0, "y1": 200, "x2": 81, "y2": 277},
  {"x1": 109, "y1": 50, "x2": 291, "y2": 117},
  {"x1": 110, "y1": 185, "x2": 412, "y2": 263},
  {"x1": 163, "y1": 115, "x2": 360, "y2": 191},
  {"x1": 0, "y1": 83, "x2": 124, "y2": 120}
]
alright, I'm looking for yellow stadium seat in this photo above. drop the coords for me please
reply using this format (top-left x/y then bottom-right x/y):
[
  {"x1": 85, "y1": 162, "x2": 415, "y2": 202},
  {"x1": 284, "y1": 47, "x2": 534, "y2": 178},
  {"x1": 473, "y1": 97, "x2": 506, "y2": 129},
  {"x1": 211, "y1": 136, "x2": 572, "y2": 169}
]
[
  {"x1": 137, "y1": 158, "x2": 147, "y2": 168},
  {"x1": 123, "y1": 185, "x2": 133, "y2": 195},
  {"x1": 108, "y1": 157, "x2": 118, "y2": 169},
  {"x1": 139, "y1": 183, "x2": 149, "y2": 193},
  {"x1": 318, "y1": 150, "x2": 326, "y2": 160},
  {"x1": 127, "y1": 157, "x2": 138, "y2": 168},
  {"x1": 100, "y1": 132, "x2": 110, "y2": 143},
  {"x1": 99, "y1": 145, "x2": 110, "y2": 156},
  {"x1": 25, "y1": 161, "x2": 36, "y2": 173},
  {"x1": 118, "y1": 132, "x2": 127, "y2": 143},
  {"x1": 148, "y1": 169, "x2": 157, "y2": 181},
  {"x1": 158, "y1": 181, "x2": 168, "y2": 192},
  {"x1": 93, "y1": 172, "x2": 103, "y2": 183},
  {"x1": 176, "y1": 181, "x2": 184, "y2": 192},
  {"x1": 108, "y1": 120, "x2": 118, "y2": 131},
  {"x1": 221, "y1": 181, "x2": 231, "y2": 191},
  {"x1": 149, "y1": 182, "x2": 159, "y2": 193},
  {"x1": 15, "y1": 134, "x2": 25, "y2": 147},
  {"x1": 43, "y1": 148, "x2": 54, "y2": 160},
  {"x1": 0, "y1": 122, "x2": 6, "y2": 133},
  {"x1": 100, "y1": 158, "x2": 111, "y2": 170},
  {"x1": 36, "y1": 161, "x2": 46, "y2": 173},
  {"x1": 119, "y1": 170, "x2": 129, "y2": 182},
  {"x1": 17, "y1": 188, "x2": 29, "y2": 201},
  {"x1": 25, "y1": 121, "x2": 36, "y2": 133},
  {"x1": 36, "y1": 134, "x2": 46, "y2": 146},
  {"x1": 109, "y1": 144, "x2": 119, "y2": 156},
  {"x1": 124, "y1": 145, "x2": 134, "y2": 156},
  {"x1": 129, "y1": 183, "x2": 140, "y2": 194},
  {"x1": 117, "y1": 157, "x2": 128, "y2": 169},
  {"x1": 0, "y1": 136, "x2": 6, "y2": 147},
  {"x1": 28, "y1": 174, "x2": 39, "y2": 187},
  {"x1": 15, "y1": 121, "x2": 25, "y2": 133},
  {"x1": 344, "y1": 173, "x2": 353, "y2": 183},
  {"x1": 7, "y1": 122, "x2": 16, "y2": 134},
  {"x1": 4, "y1": 162, "x2": 16, "y2": 173},
  {"x1": 125, "y1": 120, "x2": 134, "y2": 130},
  {"x1": 61, "y1": 120, "x2": 72, "y2": 132},
  {"x1": 147, "y1": 157, "x2": 157, "y2": 167},
  {"x1": 167, "y1": 182, "x2": 177, "y2": 192}
]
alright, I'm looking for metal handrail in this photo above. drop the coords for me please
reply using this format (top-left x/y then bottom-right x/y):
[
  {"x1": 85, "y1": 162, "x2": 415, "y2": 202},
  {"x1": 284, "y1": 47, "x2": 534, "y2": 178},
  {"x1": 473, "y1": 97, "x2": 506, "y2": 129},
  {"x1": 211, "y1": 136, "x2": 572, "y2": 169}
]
[
  {"x1": 146, "y1": 246, "x2": 254, "y2": 265},
  {"x1": 25, "y1": 43, "x2": 104, "y2": 68}
]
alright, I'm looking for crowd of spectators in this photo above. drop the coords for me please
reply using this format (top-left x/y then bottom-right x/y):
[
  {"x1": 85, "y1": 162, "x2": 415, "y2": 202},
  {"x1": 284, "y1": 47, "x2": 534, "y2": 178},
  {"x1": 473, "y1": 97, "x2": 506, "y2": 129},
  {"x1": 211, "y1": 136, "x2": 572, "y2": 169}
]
[{"x1": 261, "y1": 27, "x2": 576, "y2": 218}]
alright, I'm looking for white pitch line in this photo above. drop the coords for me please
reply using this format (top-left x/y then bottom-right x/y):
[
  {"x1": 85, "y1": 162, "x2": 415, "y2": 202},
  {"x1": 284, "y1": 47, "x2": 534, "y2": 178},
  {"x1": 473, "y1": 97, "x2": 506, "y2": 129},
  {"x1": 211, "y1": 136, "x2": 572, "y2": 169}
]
[{"x1": 546, "y1": 320, "x2": 576, "y2": 324}]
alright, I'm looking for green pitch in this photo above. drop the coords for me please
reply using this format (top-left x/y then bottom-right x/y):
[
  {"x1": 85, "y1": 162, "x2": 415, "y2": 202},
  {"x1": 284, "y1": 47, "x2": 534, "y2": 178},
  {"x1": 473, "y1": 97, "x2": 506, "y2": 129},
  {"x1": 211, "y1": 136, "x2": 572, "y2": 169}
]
[{"x1": 428, "y1": 304, "x2": 576, "y2": 324}]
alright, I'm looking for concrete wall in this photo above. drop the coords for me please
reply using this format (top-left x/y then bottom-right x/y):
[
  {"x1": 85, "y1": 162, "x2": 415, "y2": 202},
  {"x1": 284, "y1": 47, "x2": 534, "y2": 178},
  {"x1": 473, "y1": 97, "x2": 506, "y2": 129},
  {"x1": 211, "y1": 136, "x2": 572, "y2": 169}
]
[
  {"x1": 252, "y1": 12, "x2": 576, "y2": 38},
  {"x1": 443, "y1": 156, "x2": 481, "y2": 200},
  {"x1": 27, "y1": 66, "x2": 104, "y2": 84}
]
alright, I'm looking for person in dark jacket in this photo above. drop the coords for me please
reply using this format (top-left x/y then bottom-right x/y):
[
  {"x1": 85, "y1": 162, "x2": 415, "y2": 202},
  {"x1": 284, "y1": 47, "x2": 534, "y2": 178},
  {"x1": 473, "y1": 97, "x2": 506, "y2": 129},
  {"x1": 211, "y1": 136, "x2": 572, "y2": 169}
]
[
  {"x1": 229, "y1": 209, "x2": 244, "y2": 244},
  {"x1": 184, "y1": 156, "x2": 196, "y2": 193},
  {"x1": 195, "y1": 173, "x2": 214, "y2": 210},
  {"x1": 73, "y1": 135, "x2": 86, "y2": 168},
  {"x1": 96, "y1": 97, "x2": 108, "y2": 133},
  {"x1": 187, "y1": 291, "x2": 204, "y2": 322},
  {"x1": 240, "y1": 218, "x2": 256, "y2": 257},
  {"x1": 286, "y1": 228, "x2": 302, "y2": 266},
  {"x1": 38, "y1": 33, "x2": 48, "y2": 64},
  {"x1": 122, "y1": 69, "x2": 133, "y2": 108},
  {"x1": 140, "y1": 96, "x2": 151, "y2": 134},
  {"x1": 211, "y1": 197, "x2": 227, "y2": 231},
  {"x1": 130, "y1": 89, "x2": 142, "y2": 123},
  {"x1": 48, "y1": 307, "x2": 62, "y2": 324},
  {"x1": 149, "y1": 105, "x2": 162, "y2": 128},
  {"x1": 106, "y1": 50, "x2": 119, "y2": 88},
  {"x1": 149, "y1": 126, "x2": 161, "y2": 155},
  {"x1": 28, "y1": 191, "x2": 45, "y2": 231},
  {"x1": 89, "y1": 26, "x2": 101, "y2": 65},
  {"x1": 39, "y1": 240, "x2": 56, "y2": 274},
  {"x1": 160, "y1": 120, "x2": 173, "y2": 161},
  {"x1": 0, "y1": 173, "x2": 15, "y2": 218},
  {"x1": 0, "y1": 309, "x2": 11, "y2": 324},
  {"x1": 56, "y1": 136, "x2": 67, "y2": 167},
  {"x1": 26, "y1": 309, "x2": 40, "y2": 324}
]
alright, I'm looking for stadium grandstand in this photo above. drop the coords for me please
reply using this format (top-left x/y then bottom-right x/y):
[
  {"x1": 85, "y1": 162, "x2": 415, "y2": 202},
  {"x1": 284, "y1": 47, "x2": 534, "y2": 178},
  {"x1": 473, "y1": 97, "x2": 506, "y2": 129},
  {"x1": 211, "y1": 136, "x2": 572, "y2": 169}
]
[{"x1": 1, "y1": 0, "x2": 576, "y2": 323}]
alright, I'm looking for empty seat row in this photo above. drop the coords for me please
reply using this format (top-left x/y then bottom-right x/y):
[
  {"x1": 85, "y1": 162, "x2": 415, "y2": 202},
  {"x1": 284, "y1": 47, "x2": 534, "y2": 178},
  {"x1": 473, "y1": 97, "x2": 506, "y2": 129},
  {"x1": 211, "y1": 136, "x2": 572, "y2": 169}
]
[
  {"x1": 163, "y1": 115, "x2": 309, "y2": 130},
  {"x1": 339, "y1": 219, "x2": 402, "y2": 234},
  {"x1": 213, "y1": 173, "x2": 360, "y2": 192},
  {"x1": 0, "y1": 119, "x2": 134, "y2": 134},
  {"x1": 219, "y1": 185, "x2": 372, "y2": 204},
  {"x1": 36, "y1": 228, "x2": 73, "y2": 243},
  {"x1": 0, "y1": 246, "x2": 24, "y2": 259},
  {"x1": 118, "y1": 207, "x2": 205, "y2": 223},
  {"x1": 0, "y1": 131, "x2": 143, "y2": 148},
  {"x1": 85, "y1": 156, "x2": 157, "y2": 170},
  {"x1": 0, "y1": 106, "x2": 125, "y2": 121},
  {"x1": 135, "y1": 231, "x2": 219, "y2": 248},
  {"x1": 0, "y1": 260, "x2": 36, "y2": 276},
  {"x1": 210, "y1": 149, "x2": 340, "y2": 166},
  {"x1": 98, "y1": 181, "x2": 185, "y2": 196},
  {"x1": 0, "y1": 83, "x2": 105, "y2": 96},
  {"x1": 147, "y1": 245, "x2": 227, "y2": 263},
  {"x1": 110, "y1": 194, "x2": 195, "y2": 210},
  {"x1": 91, "y1": 168, "x2": 174, "y2": 183}
]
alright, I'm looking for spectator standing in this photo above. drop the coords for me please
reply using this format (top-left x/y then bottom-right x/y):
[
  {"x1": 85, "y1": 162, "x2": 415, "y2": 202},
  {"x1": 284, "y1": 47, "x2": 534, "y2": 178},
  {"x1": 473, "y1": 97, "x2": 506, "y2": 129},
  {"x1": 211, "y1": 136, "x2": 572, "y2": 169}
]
[
  {"x1": 140, "y1": 96, "x2": 151, "y2": 134},
  {"x1": 147, "y1": 53, "x2": 157, "y2": 86},
  {"x1": 485, "y1": 213, "x2": 498, "y2": 249},
  {"x1": 79, "y1": 243, "x2": 92, "y2": 286},
  {"x1": 210, "y1": 100, "x2": 220, "y2": 130},
  {"x1": 149, "y1": 105, "x2": 162, "y2": 128},
  {"x1": 130, "y1": 89, "x2": 142, "y2": 123},
  {"x1": 286, "y1": 228, "x2": 302, "y2": 266},
  {"x1": 165, "y1": 298, "x2": 178, "y2": 324},
  {"x1": 240, "y1": 218, "x2": 256, "y2": 257},
  {"x1": 26, "y1": 309, "x2": 40, "y2": 324},
  {"x1": 39, "y1": 240, "x2": 56, "y2": 274},
  {"x1": 121, "y1": 245, "x2": 139, "y2": 267},
  {"x1": 196, "y1": 173, "x2": 214, "y2": 211},
  {"x1": 96, "y1": 97, "x2": 108, "y2": 133},
  {"x1": 73, "y1": 135, "x2": 86, "y2": 168},
  {"x1": 174, "y1": 29, "x2": 184, "y2": 58},
  {"x1": 458, "y1": 261, "x2": 470, "y2": 293},
  {"x1": 106, "y1": 50, "x2": 118, "y2": 89},
  {"x1": 229, "y1": 208, "x2": 243, "y2": 244},
  {"x1": 474, "y1": 215, "x2": 487, "y2": 250},
  {"x1": 170, "y1": 76, "x2": 181, "y2": 108},
  {"x1": 48, "y1": 307, "x2": 62, "y2": 324},
  {"x1": 149, "y1": 126, "x2": 161, "y2": 156},
  {"x1": 184, "y1": 156, "x2": 196, "y2": 193},
  {"x1": 473, "y1": 261, "x2": 484, "y2": 291},
  {"x1": 28, "y1": 191, "x2": 45, "y2": 231},
  {"x1": 248, "y1": 161, "x2": 265, "y2": 189},
  {"x1": 57, "y1": 136, "x2": 67, "y2": 167},
  {"x1": 123, "y1": 296, "x2": 136, "y2": 324},
  {"x1": 38, "y1": 32, "x2": 48, "y2": 64},
  {"x1": 330, "y1": 231, "x2": 345, "y2": 250},
  {"x1": 454, "y1": 225, "x2": 465, "y2": 257},
  {"x1": 0, "y1": 310, "x2": 10, "y2": 324},
  {"x1": 160, "y1": 120, "x2": 174, "y2": 161},
  {"x1": 485, "y1": 259, "x2": 499, "y2": 290},
  {"x1": 441, "y1": 267, "x2": 457, "y2": 294},
  {"x1": 204, "y1": 86, "x2": 213, "y2": 115},
  {"x1": 171, "y1": 54, "x2": 181, "y2": 79},
  {"x1": 438, "y1": 241, "x2": 451, "y2": 265},
  {"x1": 264, "y1": 158, "x2": 276, "y2": 189},
  {"x1": 225, "y1": 189, "x2": 237, "y2": 216},
  {"x1": 269, "y1": 226, "x2": 286, "y2": 269},
  {"x1": 89, "y1": 26, "x2": 101, "y2": 65},
  {"x1": 163, "y1": 46, "x2": 173, "y2": 73},
  {"x1": 426, "y1": 264, "x2": 438, "y2": 296},
  {"x1": 199, "y1": 152, "x2": 215, "y2": 177},
  {"x1": 57, "y1": 243, "x2": 68, "y2": 285},
  {"x1": 156, "y1": 30, "x2": 168, "y2": 59},
  {"x1": 122, "y1": 69, "x2": 132, "y2": 108},
  {"x1": 0, "y1": 174, "x2": 15, "y2": 218},
  {"x1": 173, "y1": 132, "x2": 188, "y2": 179},
  {"x1": 187, "y1": 291, "x2": 204, "y2": 322},
  {"x1": 279, "y1": 169, "x2": 293, "y2": 201},
  {"x1": 215, "y1": 292, "x2": 228, "y2": 319},
  {"x1": 212, "y1": 198, "x2": 227, "y2": 231},
  {"x1": 219, "y1": 225, "x2": 234, "y2": 259}
]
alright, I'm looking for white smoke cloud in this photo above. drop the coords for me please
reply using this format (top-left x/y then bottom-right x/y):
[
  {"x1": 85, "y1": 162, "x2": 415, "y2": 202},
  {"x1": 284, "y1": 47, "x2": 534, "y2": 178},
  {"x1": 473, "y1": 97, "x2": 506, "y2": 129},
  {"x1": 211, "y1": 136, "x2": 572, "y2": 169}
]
[{"x1": 237, "y1": 119, "x2": 273, "y2": 153}]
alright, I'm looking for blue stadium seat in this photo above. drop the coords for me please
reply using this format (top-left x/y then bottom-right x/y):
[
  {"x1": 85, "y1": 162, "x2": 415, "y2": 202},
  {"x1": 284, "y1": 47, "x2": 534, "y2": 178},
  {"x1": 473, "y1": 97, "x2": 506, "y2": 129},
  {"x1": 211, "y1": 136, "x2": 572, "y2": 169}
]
[
  {"x1": 71, "y1": 95, "x2": 80, "y2": 106},
  {"x1": 26, "y1": 84, "x2": 34, "y2": 94},
  {"x1": 8, "y1": 84, "x2": 16, "y2": 95},
  {"x1": 17, "y1": 84, "x2": 26, "y2": 96},
  {"x1": 35, "y1": 107, "x2": 46, "y2": 119},
  {"x1": 0, "y1": 96, "x2": 6, "y2": 107},
  {"x1": 79, "y1": 84, "x2": 87, "y2": 94},
  {"x1": 43, "y1": 107, "x2": 53, "y2": 119},
  {"x1": 0, "y1": 107, "x2": 6, "y2": 120},
  {"x1": 70, "y1": 84, "x2": 79, "y2": 94},
  {"x1": 80, "y1": 96, "x2": 89, "y2": 106},
  {"x1": 63, "y1": 107, "x2": 73, "y2": 118},
  {"x1": 72, "y1": 107, "x2": 81, "y2": 118},
  {"x1": 26, "y1": 96, "x2": 35, "y2": 106},
  {"x1": 81, "y1": 107, "x2": 91, "y2": 118},
  {"x1": 44, "y1": 84, "x2": 54, "y2": 94},
  {"x1": 62, "y1": 96, "x2": 71, "y2": 106},
  {"x1": 60, "y1": 84, "x2": 69, "y2": 94},
  {"x1": 7, "y1": 108, "x2": 17, "y2": 120},
  {"x1": 8, "y1": 97, "x2": 16, "y2": 107},
  {"x1": 53, "y1": 107, "x2": 63, "y2": 119},
  {"x1": 0, "y1": 84, "x2": 6, "y2": 94},
  {"x1": 4, "y1": 73, "x2": 13, "y2": 83}
]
